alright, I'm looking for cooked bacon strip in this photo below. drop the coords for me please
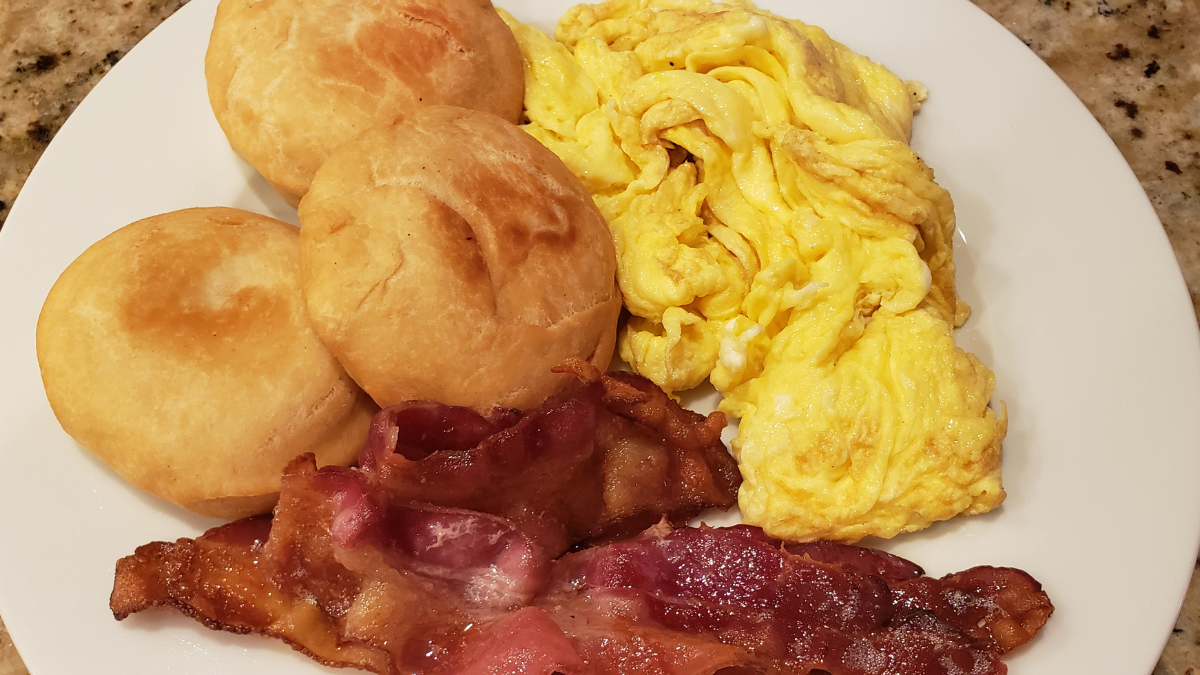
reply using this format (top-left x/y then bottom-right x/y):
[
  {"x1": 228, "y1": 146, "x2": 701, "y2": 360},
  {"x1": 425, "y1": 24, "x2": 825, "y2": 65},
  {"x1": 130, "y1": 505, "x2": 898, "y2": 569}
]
[
  {"x1": 556, "y1": 359, "x2": 726, "y2": 452},
  {"x1": 110, "y1": 514, "x2": 391, "y2": 673},
  {"x1": 271, "y1": 455, "x2": 549, "y2": 606},
  {"x1": 264, "y1": 455, "x2": 552, "y2": 673},
  {"x1": 890, "y1": 566, "x2": 1054, "y2": 654},
  {"x1": 113, "y1": 456, "x2": 556, "y2": 674},
  {"x1": 543, "y1": 524, "x2": 1051, "y2": 674},
  {"x1": 359, "y1": 381, "x2": 606, "y2": 556},
  {"x1": 588, "y1": 372, "x2": 741, "y2": 545},
  {"x1": 783, "y1": 541, "x2": 1052, "y2": 655},
  {"x1": 562, "y1": 525, "x2": 895, "y2": 635},
  {"x1": 114, "y1": 503, "x2": 1052, "y2": 675},
  {"x1": 358, "y1": 362, "x2": 740, "y2": 555},
  {"x1": 545, "y1": 524, "x2": 899, "y2": 672},
  {"x1": 854, "y1": 610, "x2": 1005, "y2": 675},
  {"x1": 111, "y1": 370, "x2": 1050, "y2": 675}
]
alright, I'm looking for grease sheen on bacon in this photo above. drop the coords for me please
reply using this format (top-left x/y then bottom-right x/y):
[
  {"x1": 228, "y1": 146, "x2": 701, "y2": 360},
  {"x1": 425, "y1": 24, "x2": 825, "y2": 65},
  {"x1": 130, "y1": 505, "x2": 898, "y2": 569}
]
[
  {"x1": 113, "y1": 457, "x2": 548, "y2": 673},
  {"x1": 544, "y1": 524, "x2": 1051, "y2": 674},
  {"x1": 358, "y1": 359, "x2": 741, "y2": 555}
]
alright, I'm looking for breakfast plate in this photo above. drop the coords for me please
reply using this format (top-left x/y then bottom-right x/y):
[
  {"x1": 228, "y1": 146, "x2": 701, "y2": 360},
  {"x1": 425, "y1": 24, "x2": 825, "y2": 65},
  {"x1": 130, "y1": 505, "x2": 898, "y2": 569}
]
[{"x1": 1, "y1": 0, "x2": 1198, "y2": 673}]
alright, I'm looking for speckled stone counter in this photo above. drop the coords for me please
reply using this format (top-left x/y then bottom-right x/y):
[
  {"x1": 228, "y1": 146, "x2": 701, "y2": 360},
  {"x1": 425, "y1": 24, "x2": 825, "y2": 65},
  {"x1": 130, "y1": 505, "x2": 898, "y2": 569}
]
[{"x1": 1, "y1": 1, "x2": 1198, "y2": 674}]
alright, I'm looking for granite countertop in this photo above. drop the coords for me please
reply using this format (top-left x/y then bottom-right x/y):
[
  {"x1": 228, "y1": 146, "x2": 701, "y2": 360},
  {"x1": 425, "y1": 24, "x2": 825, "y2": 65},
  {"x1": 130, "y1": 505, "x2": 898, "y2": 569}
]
[{"x1": 1, "y1": 0, "x2": 1198, "y2": 673}]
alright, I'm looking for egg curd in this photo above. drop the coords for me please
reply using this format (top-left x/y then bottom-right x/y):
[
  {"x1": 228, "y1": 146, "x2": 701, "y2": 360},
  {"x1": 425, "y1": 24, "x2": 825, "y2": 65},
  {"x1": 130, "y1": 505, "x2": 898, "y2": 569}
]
[{"x1": 502, "y1": 0, "x2": 1006, "y2": 542}]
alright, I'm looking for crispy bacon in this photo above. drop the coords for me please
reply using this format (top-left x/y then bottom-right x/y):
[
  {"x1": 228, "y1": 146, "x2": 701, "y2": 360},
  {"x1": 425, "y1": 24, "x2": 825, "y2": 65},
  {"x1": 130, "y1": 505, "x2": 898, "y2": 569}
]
[
  {"x1": 267, "y1": 456, "x2": 555, "y2": 672},
  {"x1": 113, "y1": 481, "x2": 1052, "y2": 675},
  {"x1": 115, "y1": 455, "x2": 557, "y2": 673},
  {"x1": 358, "y1": 359, "x2": 740, "y2": 555},
  {"x1": 890, "y1": 566, "x2": 1054, "y2": 654},
  {"x1": 782, "y1": 542, "x2": 1051, "y2": 657},
  {"x1": 542, "y1": 524, "x2": 1050, "y2": 674},
  {"x1": 110, "y1": 510, "x2": 392, "y2": 673},
  {"x1": 110, "y1": 367, "x2": 1051, "y2": 674}
]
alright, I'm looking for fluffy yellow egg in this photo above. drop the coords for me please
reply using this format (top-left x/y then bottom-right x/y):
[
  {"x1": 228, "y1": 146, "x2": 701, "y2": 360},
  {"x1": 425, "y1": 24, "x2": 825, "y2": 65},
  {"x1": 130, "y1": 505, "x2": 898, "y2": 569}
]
[{"x1": 503, "y1": 0, "x2": 1005, "y2": 542}]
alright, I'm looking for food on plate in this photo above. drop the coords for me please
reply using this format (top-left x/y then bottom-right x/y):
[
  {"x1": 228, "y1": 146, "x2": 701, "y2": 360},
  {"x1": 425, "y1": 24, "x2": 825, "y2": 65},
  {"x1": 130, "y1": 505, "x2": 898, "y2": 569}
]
[
  {"x1": 504, "y1": 0, "x2": 1006, "y2": 542},
  {"x1": 298, "y1": 105, "x2": 622, "y2": 413},
  {"x1": 359, "y1": 358, "x2": 741, "y2": 555},
  {"x1": 546, "y1": 527, "x2": 1050, "y2": 673},
  {"x1": 36, "y1": 207, "x2": 378, "y2": 519},
  {"x1": 205, "y1": 0, "x2": 524, "y2": 206},
  {"x1": 111, "y1": 454, "x2": 1052, "y2": 674}
]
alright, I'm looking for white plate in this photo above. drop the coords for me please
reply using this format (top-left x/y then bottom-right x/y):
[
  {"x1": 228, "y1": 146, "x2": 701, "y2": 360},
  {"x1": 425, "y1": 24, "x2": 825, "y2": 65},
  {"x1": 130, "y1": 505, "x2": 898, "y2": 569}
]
[{"x1": 2, "y1": 0, "x2": 1198, "y2": 673}]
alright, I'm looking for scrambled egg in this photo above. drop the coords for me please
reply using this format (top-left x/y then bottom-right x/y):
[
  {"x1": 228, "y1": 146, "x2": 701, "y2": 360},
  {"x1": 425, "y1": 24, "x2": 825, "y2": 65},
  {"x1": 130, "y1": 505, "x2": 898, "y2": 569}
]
[{"x1": 501, "y1": 0, "x2": 1006, "y2": 542}]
